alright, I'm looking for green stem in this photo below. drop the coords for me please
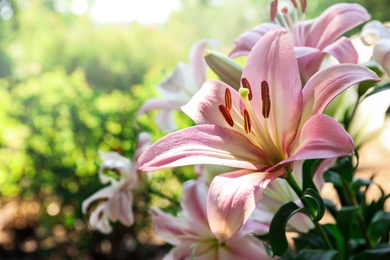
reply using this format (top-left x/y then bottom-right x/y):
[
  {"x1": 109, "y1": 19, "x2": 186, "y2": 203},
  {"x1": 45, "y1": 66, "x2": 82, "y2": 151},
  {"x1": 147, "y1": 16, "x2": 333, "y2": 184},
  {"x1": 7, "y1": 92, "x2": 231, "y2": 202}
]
[
  {"x1": 285, "y1": 173, "x2": 334, "y2": 250},
  {"x1": 148, "y1": 186, "x2": 180, "y2": 208},
  {"x1": 341, "y1": 179, "x2": 374, "y2": 249}
]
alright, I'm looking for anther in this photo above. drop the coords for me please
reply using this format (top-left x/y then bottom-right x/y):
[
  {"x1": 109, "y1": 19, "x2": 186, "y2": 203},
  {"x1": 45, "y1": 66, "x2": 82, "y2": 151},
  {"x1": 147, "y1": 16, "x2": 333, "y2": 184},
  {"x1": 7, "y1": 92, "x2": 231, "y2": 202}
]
[
  {"x1": 290, "y1": 0, "x2": 298, "y2": 9},
  {"x1": 243, "y1": 109, "x2": 251, "y2": 134},
  {"x1": 219, "y1": 105, "x2": 234, "y2": 127},
  {"x1": 281, "y1": 6, "x2": 288, "y2": 14},
  {"x1": 300, "y1": 0, "x2": 307, "y2": 13},
  {"x1": 241, "y1": 78, "x2": 253, "y2": 100},
  {"x1": 261, "y1": 81, "x2": 271, "y2": 119},
  {"x1": 270, "y1": 0, "x2": 278, "y2": 21},
  {"x1": 224, "y1": 88, "x2": 232, "y2": 110}
]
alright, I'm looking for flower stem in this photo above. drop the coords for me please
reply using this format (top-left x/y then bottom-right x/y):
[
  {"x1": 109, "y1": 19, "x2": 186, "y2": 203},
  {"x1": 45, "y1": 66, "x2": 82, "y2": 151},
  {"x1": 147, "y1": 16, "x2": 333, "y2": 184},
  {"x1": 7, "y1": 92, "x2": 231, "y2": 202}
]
[
  {"x1": 285, "y1": 173, "x2": 334, "y2": 250},
  {"x1": 147, "y1": 186, "x2": 180, "y2": 208},
  {"x1": 341, "y1": 179, "x2": 374, "y2": 249}
]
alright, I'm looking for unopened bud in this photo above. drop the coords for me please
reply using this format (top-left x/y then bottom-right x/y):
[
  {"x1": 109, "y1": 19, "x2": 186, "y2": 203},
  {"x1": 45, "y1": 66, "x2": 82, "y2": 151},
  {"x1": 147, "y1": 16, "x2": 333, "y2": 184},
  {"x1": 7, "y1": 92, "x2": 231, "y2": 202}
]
[{"x1": 205, "y1": 50, "x2": 243, "y2": 90}]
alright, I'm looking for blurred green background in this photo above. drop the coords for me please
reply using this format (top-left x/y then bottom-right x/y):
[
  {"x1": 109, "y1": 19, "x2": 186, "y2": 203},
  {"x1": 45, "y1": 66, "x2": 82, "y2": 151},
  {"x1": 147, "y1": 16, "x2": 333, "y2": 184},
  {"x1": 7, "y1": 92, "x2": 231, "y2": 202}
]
[{"x1": 0, "y1": 0, "x2": 388, "y2": 259}]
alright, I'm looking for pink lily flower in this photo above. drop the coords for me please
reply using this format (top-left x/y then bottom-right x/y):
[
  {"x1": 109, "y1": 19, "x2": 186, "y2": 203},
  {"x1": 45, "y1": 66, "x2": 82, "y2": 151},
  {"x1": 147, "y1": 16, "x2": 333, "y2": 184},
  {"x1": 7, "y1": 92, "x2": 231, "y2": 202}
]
[
  {"x1": 138, "y1": 29, "x2": 380, "y2": 241},
  {"x1": 150, "y1": 179, "x2": 269, "y2": 260},
  {"x1": 361, "y1": 20, "x2": 390, "y2": 75},
  {"x1": 229, "y1": 1, "x2": 370, "y2": 83},
  {"x1": 82, "y1": 132, "x2": 151, "y2": 233},
  {"x1": 138, "y1": 40, "x2": 218, "y2": 132}
]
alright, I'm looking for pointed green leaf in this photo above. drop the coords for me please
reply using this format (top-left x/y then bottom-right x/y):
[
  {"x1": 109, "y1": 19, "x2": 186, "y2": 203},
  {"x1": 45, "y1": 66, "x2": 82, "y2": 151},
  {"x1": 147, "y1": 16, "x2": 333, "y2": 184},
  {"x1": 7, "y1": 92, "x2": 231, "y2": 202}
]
[
  {"x1": 269, "y1": 202, "x2": 311, "y2": 256},
  {"x1": 302, "y1": 188, "x2": 325, "y2": 222},
  {"x1": 364, "y1": 82, "x2": 390, "y2": 98},
  {"x1": 302, "y1": 159, "x2": 323, "y2": 192},
  {"x1": 296, "y1": 249, "x2": 338, "y2": 260}
]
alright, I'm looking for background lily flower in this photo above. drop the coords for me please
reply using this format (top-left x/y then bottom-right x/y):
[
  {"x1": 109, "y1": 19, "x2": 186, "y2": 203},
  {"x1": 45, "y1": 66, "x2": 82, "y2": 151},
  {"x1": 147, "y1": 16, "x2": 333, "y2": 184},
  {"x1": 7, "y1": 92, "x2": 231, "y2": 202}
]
[
  {"x1": 348, "y1": 88, "x2": 390, "y2": 148},
  {"x1": 138, "y1": 39, "x2": 219, "y2": 132},
  {"x1": 361, "y1": 20, "x2": 390, "y2": 75},
  {"x1": 138, "y1": 28, "x2": 379, "y2": 241},
  {"x1": 150, "y1": 179, "x2": 268, "y2": 260},
  {"x1": 229, "y1": 2, "x2": 370, "y2": 83},
  {"x1": 82, "y1": 132, "x2": 151, "y2": 233}
]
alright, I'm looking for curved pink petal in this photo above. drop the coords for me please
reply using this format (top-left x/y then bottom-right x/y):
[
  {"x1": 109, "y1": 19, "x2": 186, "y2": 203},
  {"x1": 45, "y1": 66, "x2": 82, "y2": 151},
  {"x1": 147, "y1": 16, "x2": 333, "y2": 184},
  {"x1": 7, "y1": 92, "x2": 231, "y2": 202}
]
[
  {"x1": 306, "y1": 3, "x2": 370, "y2": 49},
  {"x1": 242, "y1": 28, "x2": 303, "y2": 153},
  {"x1": 295, "y1": 46, "x2": 321, "y2": 59},
  {"x1": 222, "y1": 234, "x2": 268, "y2": 259},
  {"x1": 373, "y1": 39, "x2": 390, "y2": 75},
  {"x1": 282, "y1": 114, "x2": 354, "y2": 165},
  {"x1": 150, "y1": 207, "x2": 207, "y2": 245},
  {"x1": 181, "y1": 179, "x2": 208, "y2": 224},
  {"x1": 302, "y1": 64, "x2": 380, "y2": 121},
  {"x1": 105, "y1": 188, "x2": 134, "y2": 226},
  {"x1": 361, "y1": 20, "x2": 390, "y2": 46},
  {"x1": 82, "y1": 185, "x2": 117, "y2": 213},
  {"x1": 138, "y1": 125, "x2": 270, "y2": 172},
  {"x1": 182, "y1": 79, "x2": 245, "y2": 127},
  {"x1": 88, "y1": 203, "x2": 112, "y2": 234},
  {"x1": 323, "y1": 37, "x2": 358, "y2": 64},
  {"x1": 154, "y1": 109, "x2": 177, "y2": 132},
  {"x1": 229, "y1": 23, "x2": 281, "y2": 58},
  {"x1": 207, "y1": 168, "x2": 284, "y2": 241},
  {"x1": 137, "y1": 98, "x2": 181, "y2": 116}
]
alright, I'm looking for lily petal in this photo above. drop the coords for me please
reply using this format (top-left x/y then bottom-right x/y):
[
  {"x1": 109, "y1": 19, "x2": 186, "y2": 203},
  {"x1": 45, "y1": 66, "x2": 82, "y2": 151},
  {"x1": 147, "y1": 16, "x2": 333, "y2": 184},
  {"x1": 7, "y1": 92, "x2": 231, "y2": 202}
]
[
  {"x1": 323, "y1": 37, "x2": 358, "y2": 64},
  {"x1": 306, "y1": 3, "x2": 370, "y2": 49},
  {"x1": 150, "y1": 207, "x2": 206, "y2": 245},
  {"x1": 82, "y1": 184, "x2": 117, "y2": 214},
  {"x1": 242, "y1": 28, "x2": 303, "y2": 153},
  {"x1": 181, "y1": 179, "x2": 208, "y2": 224},
  {"x1": 222, "y1": 234, "x2": 268, "y2": 260},
  {"x1": 229, "y1": 23, "x2": 281, "y2": 58},
  {"x1": 182, "y1": 80, "x2": 245, "y2": 127},
  {"x1": 138, "y1": 125, "x2": 270, "y2": 172},
  {"x1": 361, "y1": 20, "x2": 390, "y2": 46},
  {"x1": 283, "y1": 114, "x2": 354, "y2": 164},
  {"x1": 302, "y1": 64, "x2": 380, "y2": 121},
  {"x1": 207, "y1": 169, "x2": 284, "y2": 241},
  {"x1": 373, "y1": 39, "x2": 390, "y2": 75}
]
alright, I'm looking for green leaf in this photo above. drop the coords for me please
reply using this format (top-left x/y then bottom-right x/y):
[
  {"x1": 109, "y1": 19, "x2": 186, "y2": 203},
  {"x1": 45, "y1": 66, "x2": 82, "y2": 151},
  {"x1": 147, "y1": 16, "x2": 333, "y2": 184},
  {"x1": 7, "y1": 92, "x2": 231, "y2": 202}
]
[
  {"x1": 296, "y1": 249, "x2": 338, "y2": 260},
  {"x1": 269, "y1": 202, "x2": 311, "y2": 256},
  {"x1": 323, "y1": 170, "x2": 343, "y2": 187},
  {"x1": 368, "y1": 211, "x2": 390, "y2": 242},
  {"x1": 336, "y1": 206, "x2": 359, "y2": 255},
  {"x1": 323, "y1": 199, "x2": 337, "y2": 219},
  {"x1": 302, "y1": 159, "x2": 323, "y2": 192},
  {"x1": 326, "y1": 224, "x2": 345, "y2": 259},
  {"x1": 364, "y1": 82, "x2": 390, "y2": 98},
  {"x1": 302, "y1": 188, "x2": 325, "y2": 222},
  {"x1": 349, "y1": 178, "x2": 372, "y2": 195},
  {"x1": 351, "y1": 245, "x2": 390, "y2": 260}
]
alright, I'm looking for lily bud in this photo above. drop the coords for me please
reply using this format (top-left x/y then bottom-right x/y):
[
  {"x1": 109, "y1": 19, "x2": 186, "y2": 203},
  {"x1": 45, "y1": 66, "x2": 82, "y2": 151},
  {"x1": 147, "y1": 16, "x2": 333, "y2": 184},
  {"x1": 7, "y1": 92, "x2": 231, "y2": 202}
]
[{"x1": 204, "y1": 50, "x2": 242, "y2": 90}]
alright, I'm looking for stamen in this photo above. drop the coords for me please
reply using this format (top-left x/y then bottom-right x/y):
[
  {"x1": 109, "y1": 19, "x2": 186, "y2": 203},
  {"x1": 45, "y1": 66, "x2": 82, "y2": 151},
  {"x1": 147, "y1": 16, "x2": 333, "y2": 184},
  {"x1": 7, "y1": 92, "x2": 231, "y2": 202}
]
[
  {"x1": 219, "y1": 104, "x2": 234, "y2": 127},
  {"x1": 270, "y1": 0, "x2": 278, "y2": 21},
  {"x1": 224, "y1": 88, "x2": 232, "y2": 110},
  {"x1": 243, "y1": 109, "x2": 251, "y2": 134},
  {"x1": 290, "y1": 0, "x2": 297, "y2": 9},
  {"x1": 261, "y1": 81, "x2": 271, "y2": 119},
  {"x1": 300, "y1": 0, "x2": 307, "y2": 13},
  {"x1": 241, "y1": 78, "x2": 253, "y2": 100}
]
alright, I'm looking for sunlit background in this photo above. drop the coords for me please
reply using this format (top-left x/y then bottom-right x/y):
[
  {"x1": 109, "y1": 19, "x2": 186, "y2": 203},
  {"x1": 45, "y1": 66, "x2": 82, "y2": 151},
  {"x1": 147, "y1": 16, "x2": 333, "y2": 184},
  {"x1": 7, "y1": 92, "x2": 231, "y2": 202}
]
[{"x1": 0, "y1": 0, "x2": 389, "y2": 259}]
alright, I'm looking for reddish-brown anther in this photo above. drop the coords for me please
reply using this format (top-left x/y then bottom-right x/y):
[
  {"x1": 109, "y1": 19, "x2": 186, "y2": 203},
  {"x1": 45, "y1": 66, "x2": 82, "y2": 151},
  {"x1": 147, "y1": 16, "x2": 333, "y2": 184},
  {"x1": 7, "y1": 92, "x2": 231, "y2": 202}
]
[
  {"x1": 261, "y1": 80, "x2": 271, "y2": 118},
  {"x1": 219, "y1": 104, "x2": 234, "y2": 127},
  {"x1": 241, "y1": 78, "x2": 253, "y2": 100}
]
